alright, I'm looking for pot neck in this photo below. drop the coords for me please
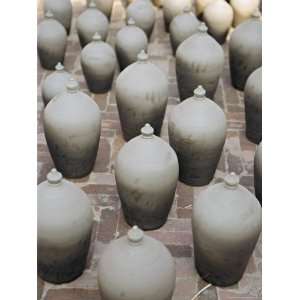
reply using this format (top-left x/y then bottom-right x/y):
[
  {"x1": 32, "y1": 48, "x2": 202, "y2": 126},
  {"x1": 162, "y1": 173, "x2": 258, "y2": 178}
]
[
  {"x1": 198, "y1": 22, "x2": 208, "y2": 35},
  {"x1": 141, "y1": 123, "x2": 154, "y2": 139},
  {"x1": 127, "y1": 226, "x2": 144, "y2": 246},
  {"x1": 137, "y1": 50, "x2": 149, "y2": 63},
  {"x1": 193, "y1": 85, "x2": 206, "y2": 100},
  {"x1": 47, "y1": 168, "x2": 63, "y2": 185},
  {"x1": 224, "y1": 172, "x2": 240, "y2": 190},
  {"x1": 55, "y1": 62, "x2": 65, "y2": 72},
  {"x1": 66, "y1": 78, "x2": 80, "y2": 94}
]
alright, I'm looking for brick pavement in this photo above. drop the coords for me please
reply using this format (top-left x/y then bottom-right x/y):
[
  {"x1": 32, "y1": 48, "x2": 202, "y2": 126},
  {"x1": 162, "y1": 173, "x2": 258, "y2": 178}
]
[{"x1": 37, "y1": 1, "x2": 261, "y2": 299}]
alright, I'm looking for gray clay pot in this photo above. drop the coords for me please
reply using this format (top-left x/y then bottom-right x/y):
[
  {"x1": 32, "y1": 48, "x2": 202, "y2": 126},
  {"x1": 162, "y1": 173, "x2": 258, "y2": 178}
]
[
  {"x1": 229, "y1": 13, "x2": 262, "y2": 90},
  {"x1": 41, "y1": 62, "x2": 72, "y2": 106},
  {"x1": 37, "y1": 11, "x2": 67, "y2": 70},
  {"x1": 81, "y1": 33, "x2": 117, "y2": 93},
  {"x1": 115, "y1": 18, "x2": 148, "y2": 70},
  {"x1": 38, "y1": 169, "x2": 93, "y2": 283},
  {"x1": 87, "y1": 0, "x2": 114, "y2": 18},
  {"x1": 244, "y1": 67, "x2": 262, "y2": 144},
  {"x1": 98, "y1": 226, "x2": 176, "y2": 300},
  {"x1": 43, "y1": 79, "x2": 102, "y2": 178},
  {"x1": 43, "y1": 0, "x2": 73, "y2": 35},
  {"x1": 230, "y1": 0, "x2": 260, "y2": 27},
  {"x1": 115, "y1": 124, "x2": 179, "y2": 230},
  {"x1": 168, "y1": 86, "x2": 226, "y2": 186},
  {"x1": 76, "y1": 1, "x2": 109, "y2": 48},
  {"x1": 192, "y1": 172, "x2": 262, "y2": 286},
  {"x1": 169, "y1": 6, "x2": 199, "y2": 54},
  {"x1": 176, "y1": 22, "x2": 224, "y2": 100},
  {"x1": 254, "y1": 142, "x2": 262, "y2": 204}
]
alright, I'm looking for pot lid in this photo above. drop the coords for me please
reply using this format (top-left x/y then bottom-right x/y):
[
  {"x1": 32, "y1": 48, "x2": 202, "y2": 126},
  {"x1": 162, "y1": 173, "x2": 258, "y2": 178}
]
[
  {"x1": 198, "y1": 22, "x2": 208, "y2": 34},
  {"x1": 183, "y1": 6, "x2": 192, "y2": 13},
  {"x1": 127, "y1": 17, "x2": 136, "y2": 26},
  {"x1": 127, "y1": 226, "x2": 144, "y2": 243},
  {"x1": 47, "y1": 168, "x2": 63, "y2": 184},
  {"x1": 92, "y1": 32, "x2": 102, "y2": 42},
  {"x1": 137, "y1": 49, "x2": 149, "y2": 62},
  {"x1": 88, "y1": 0, "x2": 97, "y2": 8},
  {"x1": 55, "y1": 62, "x2": 64, "y2": 72},
  {"x1": 141, "y1": 123, "x2": 154, "y2": 138},
  {"x1": 66, "y1": 78, "x2": 80, "y2": 93},
  {"x1": 224, "y1": 172, "x2": 239, "y2": 188},
  {"x1": 45, "y1": 10, "x2": 54, "y2": 19},
  {"x1": 193, "y1": 85, "x2": 206, "y2": 99}
]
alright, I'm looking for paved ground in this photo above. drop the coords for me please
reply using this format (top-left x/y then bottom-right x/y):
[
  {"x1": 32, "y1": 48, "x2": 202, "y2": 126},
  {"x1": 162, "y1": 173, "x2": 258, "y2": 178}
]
[{"x1": 37, "y1": 1, "x2": 261, "y2": 299}]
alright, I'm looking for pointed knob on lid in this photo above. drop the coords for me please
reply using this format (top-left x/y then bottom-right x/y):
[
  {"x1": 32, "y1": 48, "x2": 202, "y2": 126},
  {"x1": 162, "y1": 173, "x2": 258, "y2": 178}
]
[
  {"x1": 198, "y1": 22, "x2": 208, "y2": 33},
  {"x1": 137, "y1": 49, "x2": 148, "y2": 62},
  {"x1": 127, "y1": 17, "x2": 136, "y2": 26},
  {"x1": 45, "y1": 11, "x2": 54, "y2": 19},
  {"x1": 88, "y1": 0, "x2": 97, "y2": 8},
  {"x1": 141, "y1": 123, "x2": 154, "y2": 138},
  {"x1": 55, "y1": 62, "x2": 64, "y2": 71},
  {"x1": 66, "y1": 78, "x2": 79, "y2": 93},
  {"x1": 92, "y1": 32, "x2": 102, "y2": 42},
  {"x1": 183, "y1": 6, "x2": 191, "y2": 13},
  {"x1": 47, "y1": 168, "x2": 63, "y2": 184},
  {"x1": 127, "y1": 226, "x2": 144, "y2": 243},
  {"x1": 194, "y1": 85, "x2": 206, "y2": 99},
  {"x1": 224, "y1": 172, "x2": 240, "y2": 188}
]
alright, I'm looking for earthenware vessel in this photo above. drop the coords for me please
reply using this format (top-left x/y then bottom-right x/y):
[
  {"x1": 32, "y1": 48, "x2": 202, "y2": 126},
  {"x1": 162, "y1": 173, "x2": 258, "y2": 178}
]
[
  {"x1": 203, "y1": 0, "x2": 233, "y2": 44},
  {"x1": 37, "y1": 11, "x2": 67, "y2": 70},
  {"x1": 87, "y1": 0, "x2": 114, "y2": 18},
  {"x1": 115, "y1": 124, "x2": 179, "y2": 229},
  {"x1": 195, "y1": 0, "x2": 215, "y2": 17},
  {"x1": 229, "y1": 12, "x2": 262, "y2": 90},
  {"x1": 176, "y1": 22, "x2": 224, "y2": 100},
  {"x1": 76, "y1": 1, "x2": 109, "y2": 48},
  {"x1": 254, "y1": 142, "x2": 262, "y2": 204},
  {"x1": 81, "y1": 33, "x2": 117, "y2": 93},
  {"x1": 43, "y1": 79, "x2": 102, "y2": 178},
  {"x1": 43, "y1": 0, "x2": 72, "y2": 34},
  {"x1": 127, "y1": 0, "x2": 155, "y2": 38},
  {"x1": 98, "y1": 226, "x2": 176, "y2": 300},
  {"x1": 168, "y1": 86, "x2": 226, "y2": 186},
  {"x1": 41, "y1": 62, "x2": 72, "y2": 106},
  {"x1": 38, "y1": 168, "x2": 93, "y2": 283},
  {"x1": 115, "y1": 18, "x2": 148, "y2": 70},
  {"x1": 116, "y1": 50, "x2": 168, "y2": 141},
  {"x1": 192, "y1": 172, "x2": 262, "y2": 286},
  {"x1": 230, "y1": 0, "x2": 260, "y2": 26},
  {"x1": 163, "y1": 0, "x2": 192, "y2": 31},
  {"x1": 169, "y1": 6, "x2": 199, "y2": 54}
]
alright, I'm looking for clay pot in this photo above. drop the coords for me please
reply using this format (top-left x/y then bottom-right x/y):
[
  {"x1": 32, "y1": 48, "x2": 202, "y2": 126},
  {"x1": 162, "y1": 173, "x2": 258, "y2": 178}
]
[
  {"x1": 41, "y1": 62, "x2": 72, "y2": 106},
  {"x1": 168, "y1": 86, "x2": 226, "y2": 186},
  {"x1": 43, "y1": 79, "x2": 102, "y2": 178},
  {"x1": 192, "y1": 172, "x2": 262, "y2": 286},
  {"x1": 76, "y1": 1, "x2": 109, "y2": 48},
  {"x1": 203, "y1": 0, "x2": 233, "y2": 44},
  {"x1": 127, "y1": 0, "x2": 156, "y2": 38},
  {"x1": 176, "y1": 22, "x2": 224, "y2": 100},
  {"x1": 169, "y1": 6, "x2": 199, "y2": 54},
  {"x1": 115, "y1": 18, "x2": 148, "y2": 70},
  {"x1": 87, "y1": 0, "x2": 114, "y2": 18},
  {"x1": 98, "y1": 226, "x2": 176, "y2": 300},
  {"x1": 38, "y1": 169, "x2": 93, "y2": 283},
  {"x1": 81, "y1": 33, "x2": 117, "y2": 93},
  {"x1": 229, "y1": 13, "x2": 262, "y2": 90},
  {"x1": 195, "y1": 0, "x2": 215, "y2": 17},
  {"x1": 115, "y1": 124, "x2": 179, "y2": 229},
  {"x1": 230, "y1": 0, "x2": 260, "y2": 27},
  {"x1": 163, "y1": 0, "x2": 192, "y2": 31},
  {"x1": 254, "y1": 142, "x2": 262, "y2": 204},
  {"x1": 43, "y1": 0, "x2": 72, "y2": 35},
  {"x1": 37, "y1": 11, "x2": 67, "y2": 70}
]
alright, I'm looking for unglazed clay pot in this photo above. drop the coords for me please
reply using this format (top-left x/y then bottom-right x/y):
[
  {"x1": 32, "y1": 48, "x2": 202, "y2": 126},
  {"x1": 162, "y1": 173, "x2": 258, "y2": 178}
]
[
  {"x1": 230, "y1": 0, "x2": 260, "y2": 27},
  {"x1": 87, "y1": 0, "x2": 114, "y2": 18},
  {"x1": 176, "y1": 22, "x2": 224, "y2": 100},
  {"x1": 127, "y1": 0, "x2": 155, "y2": 38},
  {"x1": 115, "y1": 18, "x2": 148, "y2": 70},
  {"x1": 169, "y1": 6, "x2": 199, "y2": 54},
  {"x1": 38, "y1": 169, "x2": 93, "y2": 283},
  {"x1": 203, "y1": 0, "x2": 233, "y2": 44},
  {"x1": 244, "y1": 67, "x2": 262, "y2": 144},
  {"x1": 98, "y1": 226, "x2": 176, "y2": 300},
  {"x1": 168, "y1": 86, "x2": 226, "y2": 186},
  {"x1": 76, "y1": 1, "x2": 109, "y2": 48},
  {"x1": 254, "y1": 142, "x2": 262, "y2": 204},
  {"x1": 192, "y1": 172, "x2": 262, "y2": 286},
  {"x1": 115, "y1": 124, "x2": 179, "y2": 229},
  {"x1": 44, "y1": 79, "x2": 102, "y2": 178},
  {"x1": 41, "y1": 62, "x2": 72, "y2": 106},
  {"x1": 229, "y1": 13, "x2": 262, "y2": 90},
  {"x1": 81, "y1": 33, "x2": 117, "y2": 93},
  {"x1": 37, "y1": 11, "x2": 67, "y2": 70},
  {"x1": 195, "y1": 0, "x2": 215, "y2": 17},
  {"x1": 43, "y1": 0, "x2": 72, "y2": 35},
  {"x1": 116, "y1": 50, "x2": 168, "y2": 140},
  {"x1": 163, "y1": 0, "x2": 192, "y2": 31}
]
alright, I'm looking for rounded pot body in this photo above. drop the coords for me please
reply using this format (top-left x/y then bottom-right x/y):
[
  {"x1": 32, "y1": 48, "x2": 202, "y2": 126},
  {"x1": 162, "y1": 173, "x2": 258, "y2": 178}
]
[
  {"x1": 176, "y1": 24, "x2": 224, "y2": 100},
  {"x1": 115, "y1": 19, "x2": 148, "y2": 70},
  {"x1": 229, "y1": 16, "x2": 262, "y2": 90},
  {"x1": 203, "y1": 0, "x2": 234, "y2": 44},
  {"x1": 87, "y1": 0, "x2": 114, "y2": 18},
  {"x1": 43, "y1": 79, "x2": 102, "y2": 178},
  {"x1": 37, "y1": 13, "x2": 67, "y2": 70},
  {"x1": 98, "y1": 226, "x2": 176, "y2": 300},
  {"x1": 127, "y1": 0, "x2": 156, "y2": 38},
  {"x1": 192, "y1": 173, "x2": 262, "y2": 286},
  {"x1": 195, "y1": 0, "x2": 215, "y2": 17},
  {"x1": 168, "y1": 86, "x2": 226, "y2": 186},
  {"x1": 76, "y1": 4, "x2": 109, "y2": 48},
  {"x1": 116, "y1": 51, "x2": 168, "y2": 141},
  {"x1": 244, "y1": 67, "x2": 262, "y2": 144},
  {"x1": 115, "y1": 124, "x2": 179, "y2": 229},
  {"x1": 41, "y1": 63, "x2": 72, "y2": 106},
  {"x1": 254, "y1": 142, "x2": 262, "y2": 204},
  {"x1": 169, "y1": 8, "x2": 199, "y2": 54},
  {"x1": 81, "y1": 34, "x2": 117, "y2": 93},
  {"x1": 38, "y1": 169, "x2": 93, "y2": 283},
  {"x1": 230, "y1": 0, "x2": 260, "y2": 26},
  {"x1": 44, "y1": 0, "x2": 72, "y2": 34}
]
